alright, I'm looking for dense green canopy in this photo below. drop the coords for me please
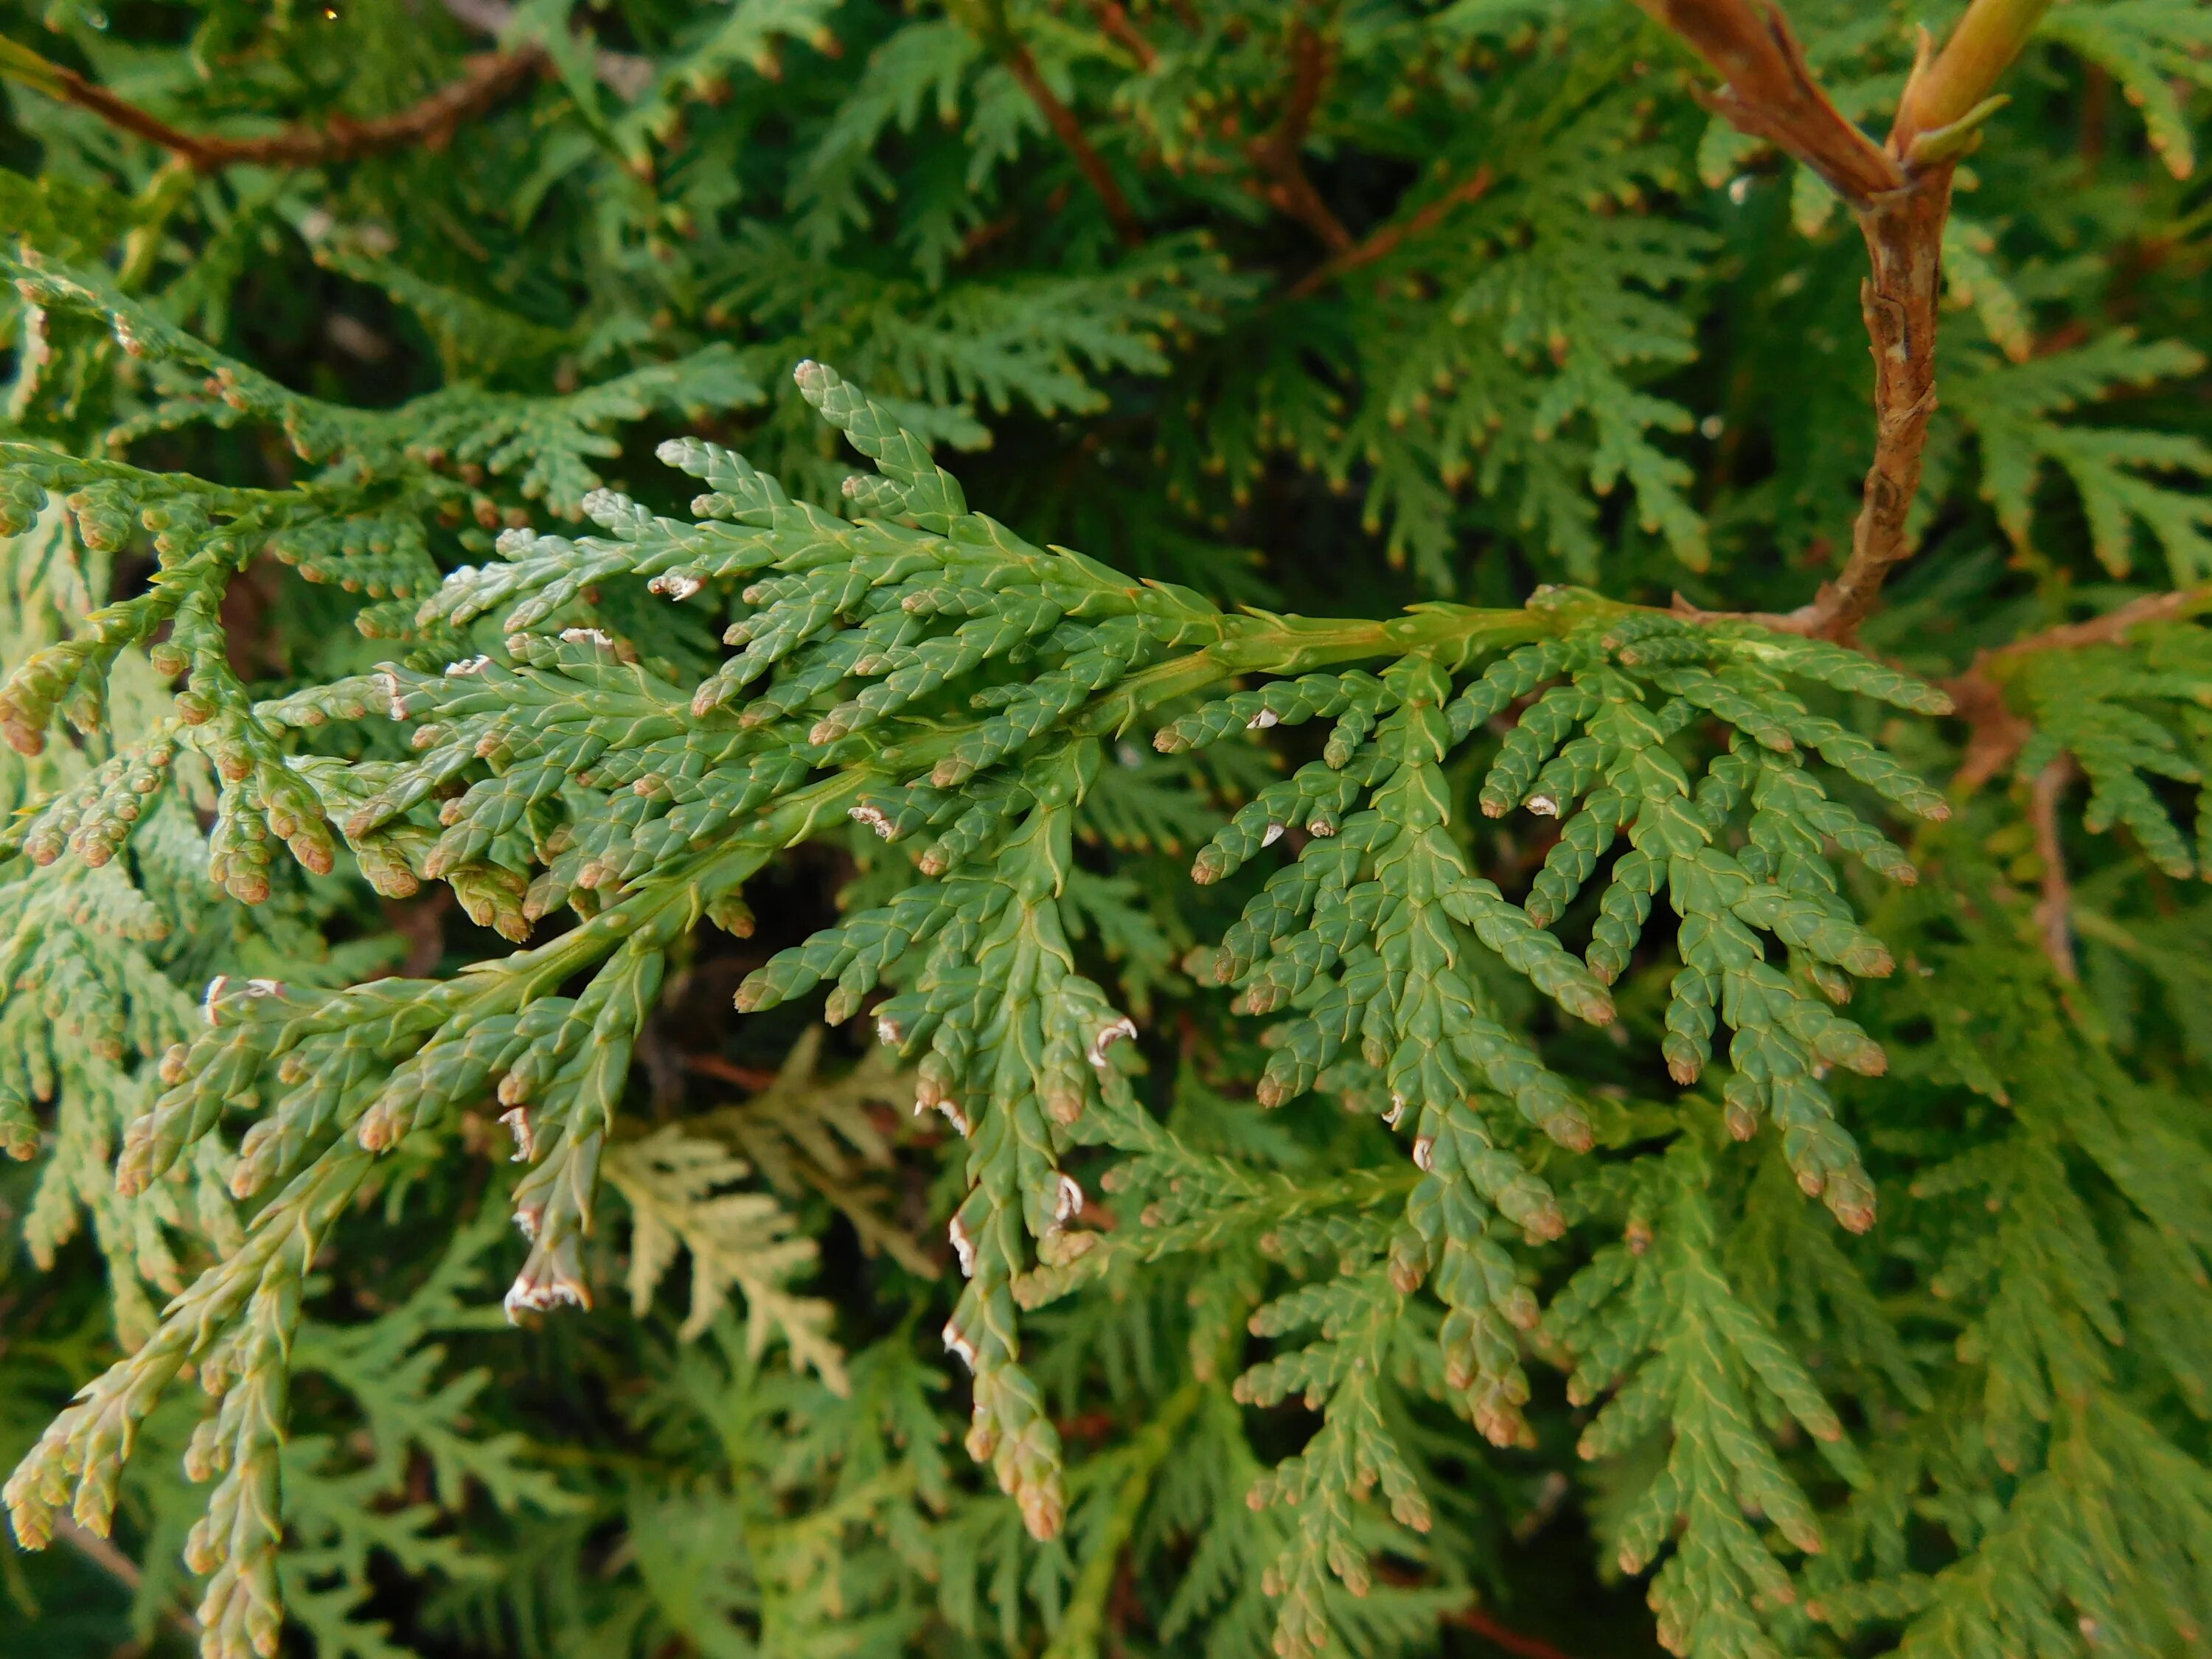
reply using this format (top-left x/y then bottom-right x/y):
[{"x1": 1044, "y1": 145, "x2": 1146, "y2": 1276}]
[{"x1": 1, "y1": 4, "x2": 2209, "y2": 1658}]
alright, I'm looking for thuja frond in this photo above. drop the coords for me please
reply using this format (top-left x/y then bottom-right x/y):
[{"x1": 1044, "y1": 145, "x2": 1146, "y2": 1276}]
[
  {"x1": 0, "y1": 3, "x2": 2203, "y2": 1659},
  {"x1": 1792, "y1": 844, "x2": 2212, "y2": 1659},
  {"x1": 1, "y1": 348, "x2": 1961, "y2": 1655},
  {"x1": 604, "y1": 1125, "x2": 839, "y2": 1369},
  {"x1": 1165, "y1": 605, "x2": 1950, "y2": 1233},
  {"x1": 1548, "y1": 1131, "x2": 1864, "y2": 1659},
  {"x1": 2039, "y1": 0, "x2": 2212, "y2": 179},
  {"x1": 684, "y1": 1025, "x2": 936, "y2": 1277},
  {"x1": 5, "y1": 4, "x2": 2211, "y2": 1659},
  {"x1": 1996, "y1": 615, "x2": 2212, "y2": 877},
  {"x1": 4, "y1": 251, "x2": 764, "y2": 518},
  {"x1": 1947, "y1": 335, "x2": 2212, "y2": 582}
]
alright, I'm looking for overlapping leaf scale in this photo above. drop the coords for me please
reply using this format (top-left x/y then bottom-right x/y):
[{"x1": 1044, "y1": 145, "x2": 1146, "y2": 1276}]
[
  {"x1": 1548, "y1": 1138, "x2": 1863, "y2": 1659},
  {"x1": 1237, "y1": 1255, "x2": 1433, "y2": 1659},
  {"x1": 2003, "y1": 618, "x2": 2212, "y2": 880},
  {"x1": 1472, "y1": 622, "x2": 1952, "y2": 1231},
  {"x1": 739, "y1": 778, "x2": 1135, "y2": 1543},
  {"x1": 1186, "y1": 653, "x2": 1607, "y2": 1480}
]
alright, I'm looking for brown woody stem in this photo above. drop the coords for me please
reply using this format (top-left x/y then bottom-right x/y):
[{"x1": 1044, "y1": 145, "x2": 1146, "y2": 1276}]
[
  {"x1": 0, "y1": 35, "x2": 543, "y2": 173},
  {"x1": 1444, "y1": 1606, "x2": 1586, "y2": 1659},
  {"x1": 56, "y1": 1514, "x2": 204, "y2": 1639},
  {"x1": 1644, "y1": 0, "x2": 2053, "y2": 640},
  {"x1": 1627, "y1": 0, "x2": 1901, "y2": 201},
  {"x1": 2028, "y1": 756, "x2": 2080, "y2": 981},
  {"x1": 1806, "y1": 173, "x2": 1952, "y2": 639},
  {"x1": 1290, "y1": 167, "x2": 1496, "y2": 297},
  {"x1": 1947, "y1": 584, "x2": 2212, "y2": 793},
  {"x1": 998, "y1": 44, "x2": 1145, "y2": 246},
  {"x1": 1978, "y1": 583, "x2": 2212, "y2": 660},
  {"x1": 1084, "y1": 0, "x2": 1158, "y2": 69},
  {"x1": 1247, "y1": 21, "x2": 1352, "y2": 252}
]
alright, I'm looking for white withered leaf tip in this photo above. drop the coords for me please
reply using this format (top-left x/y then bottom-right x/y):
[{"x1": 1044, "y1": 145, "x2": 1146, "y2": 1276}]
[{"x1": 1088, "y1": 1017, "x2": 1138, "y2": 1068}]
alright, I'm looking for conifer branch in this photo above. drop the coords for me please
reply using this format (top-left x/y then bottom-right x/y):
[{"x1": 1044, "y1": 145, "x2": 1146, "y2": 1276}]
[
  {"x1": 1082, "y1": 0, "x2": 1158, "y2": 69},
  {"x1": 1444, "y1": 1605, "x2": 1585, "y2": 1659},
  {"x1": 4, "y1": 10, "x2": 2208, "y2": 1654},
  {"x1": 999, "y1": 45, "x2": 1145, "y2": 246},
  {"x1": 1246, "y1": 20, "x2": 1353, "y2": 253},
  {"x1": 962, "y1": 1, "x2": 1144, "y2": 247},
  {"x1": 0, "y1": 35, "x2": 543, "y2": 173},
  {"x1": 1289, "y1": 165, "x2": 1497, "y2": 297},
  {"x1": 1041, "y1": 1380, "x2": 1205, "y2": 1659},
  {"x1": 2028, "y1": 755, "x2": 2079, "y2": 981},
  {"x1": 1947, "y1": 584, "x2": 2212, "y2": 792},
  {"x1": 1645, "y1": 0, "x2": 2055, "y2": 641}
]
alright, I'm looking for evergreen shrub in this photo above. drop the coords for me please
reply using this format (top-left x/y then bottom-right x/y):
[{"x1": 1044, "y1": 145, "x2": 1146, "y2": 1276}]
[{"x1": 1, "y1": 2, "x2": 2210, "y2": 1656}]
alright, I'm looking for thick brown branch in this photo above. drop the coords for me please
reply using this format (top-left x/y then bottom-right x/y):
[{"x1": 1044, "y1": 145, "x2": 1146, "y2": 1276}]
[
  {"x1": 1627, "y1": 0, "x2": 1902, "y2": 202},
  {"x1": 1672, "y1": 187, "x2": 1952, "y2": 641},
  {"x1": 2028, "y1": 754, "x2": 2080, "y2": 981},
  {"x1": 1246, "y1": 21, "x2": 1352, "y2": 252},
  {"x1": 0, "y1": 36, "x2": 543, "y2": 173},
  {"x1": 999, "y1": 45, "x2": 1145, "y2": 246},
  {"x1": 1644, "y1": 0, "x2": 2055, "y2": 640},
  {"x1": 1290, "y1": 165, "x2": 1496, "y2": 297},
  {"x1": 1792, "y1": 174, "x2": 1952, "y2": 640}
]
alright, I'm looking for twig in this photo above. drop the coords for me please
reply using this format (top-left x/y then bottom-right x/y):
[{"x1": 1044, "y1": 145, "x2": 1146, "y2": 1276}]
[
  {"x1": 998, "y1": 44, "x2": 1145, "y2": 246},
  {"x1": 1800, "y1": 172, "x2": 1951, "y2": 643},
  {"x1": 955, "y1": 0, "x2": 1141, "y2": 244},
  {"x1": 1367, "y1": 1558, "x2": 1589, "y2": 1659},
  {"x1": 0, "y1": 34, "x2": 543, "y2": 173},
  {"x1": 1245, "y1": 21, "x2": 1352, "y2": 252},
  {"x1": 2028, "y1": 754, "x2": 2079, "y2": 981},
  {"x1": 1644, "y1": 0, "x2": 2054, "y2": 641},
  {"x1": 384, "y1": 887, "x2": 454, "y2": 978},
  {"x1": 685, "y1": 1052, "x2": 783, "y2": 1092},
  {"x1": 1978, "y1": 583, "x2": 2212, "y2": 662},
  {"x1": 1445, "y1": 1606, "x2": 1586, "y2": 1659},
  {"x1": 116, "y1": 158, "x2": 195, "y2": 292},
  {"x1": 959, "y1": 209, "x2": 1023, "y2": 261},
  {"x1": 1946, "y1": 584, "x2": 2212, "y2": 793},
  {"x1": 1289, "y1": 165, "x2": 1495, "y2": 297},
  {"x1": 1945, "y1": 662, "x2": 2034, "y2": 798},
  {"x1": 55, "y1": 1514, "x2": 204, "y2": 1640},
  {"x1": 1083, "y1": 0, "x2": 1158, "y2": 69}
]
